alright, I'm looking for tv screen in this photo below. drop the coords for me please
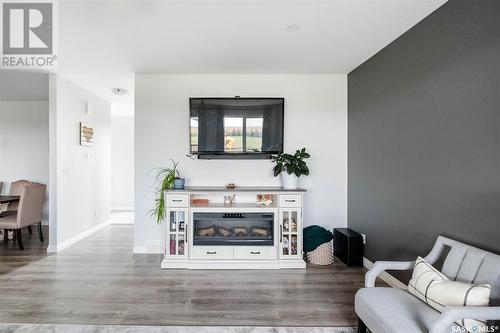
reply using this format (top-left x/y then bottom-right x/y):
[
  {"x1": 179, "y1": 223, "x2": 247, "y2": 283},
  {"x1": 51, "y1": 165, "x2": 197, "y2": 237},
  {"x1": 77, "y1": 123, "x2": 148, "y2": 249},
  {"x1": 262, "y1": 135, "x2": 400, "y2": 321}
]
[{"x1": 190, "y1": 98, "x2": 284, "y2": 159}]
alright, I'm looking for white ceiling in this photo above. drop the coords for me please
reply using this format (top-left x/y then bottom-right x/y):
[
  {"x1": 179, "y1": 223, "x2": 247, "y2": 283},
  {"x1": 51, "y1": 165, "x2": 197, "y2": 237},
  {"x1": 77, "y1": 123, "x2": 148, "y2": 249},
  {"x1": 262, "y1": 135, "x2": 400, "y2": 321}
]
[
  {"x1": 0, "y1": 71, "x2": 49, "y2": 101},
  {"x1": 55, "y1": 0, "x2": 447, "y2": 115}
]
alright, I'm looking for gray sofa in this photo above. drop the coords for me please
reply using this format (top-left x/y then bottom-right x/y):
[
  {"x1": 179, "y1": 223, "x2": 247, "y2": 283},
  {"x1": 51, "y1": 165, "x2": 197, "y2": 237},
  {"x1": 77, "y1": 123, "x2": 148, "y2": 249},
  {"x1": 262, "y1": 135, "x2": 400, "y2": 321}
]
[{"x1": 355, "y1": 236, "x2": 500, "y2": 333}]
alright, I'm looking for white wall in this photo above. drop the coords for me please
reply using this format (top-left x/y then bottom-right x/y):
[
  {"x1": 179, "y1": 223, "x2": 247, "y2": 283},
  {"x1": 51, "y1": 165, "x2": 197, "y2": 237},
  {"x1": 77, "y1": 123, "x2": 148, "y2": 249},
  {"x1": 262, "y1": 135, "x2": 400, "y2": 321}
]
[
  {"x1": 135, "y1": 74, "x2": 347, "y2": 252},
  {"x1": 111, "y1": 116, "x2": 134, "y2": 211},
  {"x1": 49, "y1": 75, "x2": 111, "y2": 251},
  {"x1": 0, "y1": 101, "x2": 49, "y2": 224}
]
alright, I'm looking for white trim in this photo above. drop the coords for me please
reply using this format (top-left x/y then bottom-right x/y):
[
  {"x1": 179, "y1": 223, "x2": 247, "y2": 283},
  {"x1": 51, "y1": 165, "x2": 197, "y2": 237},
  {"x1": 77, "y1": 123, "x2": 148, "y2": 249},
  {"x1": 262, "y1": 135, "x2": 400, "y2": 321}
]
[
  {"x1": 133, "y1": 245, "x2": 147, "y2": 254},
  {"x1": 133, "y1": 245, "x2": 163, "y2": 254},
  {"x1": 160, "y1": 259, "x2": 307, "y2": 270},
  {"x1": 46, "y1": 219, "x2": 111, "y2": 253},
  {"x1": 111, "y1": 206, "x2": 134, "y2": 212},
  {"x1": 111, "y1": 220, "x2": 134, "y2": 225},
  {"x1": 111, "y1": 210, "x2": 135, "y2": 225},
  {"x1": 47, "y1": 245, "x2": 58, "y2": 252},
  {"x1": 363, "y1": 257, "x2": 407, "y2": 289}
]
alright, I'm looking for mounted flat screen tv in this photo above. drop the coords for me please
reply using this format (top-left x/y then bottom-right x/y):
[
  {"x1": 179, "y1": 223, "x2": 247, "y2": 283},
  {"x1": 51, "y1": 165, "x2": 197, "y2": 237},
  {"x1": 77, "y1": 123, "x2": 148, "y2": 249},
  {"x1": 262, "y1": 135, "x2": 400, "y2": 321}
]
[{"x1": 190, "y1": 97, "x2": 284, "y2": 159}]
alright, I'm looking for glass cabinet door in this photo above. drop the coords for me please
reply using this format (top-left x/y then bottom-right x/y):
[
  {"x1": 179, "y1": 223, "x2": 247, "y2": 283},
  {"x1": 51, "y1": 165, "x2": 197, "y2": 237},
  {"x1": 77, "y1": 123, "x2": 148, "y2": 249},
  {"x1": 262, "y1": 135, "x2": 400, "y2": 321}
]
[
  {"x1": 280, "y1": 209, "x2": 301, "y2": 259},
  {"x1": 166, "y1": 209, "x2": 188, "y2": 259}
]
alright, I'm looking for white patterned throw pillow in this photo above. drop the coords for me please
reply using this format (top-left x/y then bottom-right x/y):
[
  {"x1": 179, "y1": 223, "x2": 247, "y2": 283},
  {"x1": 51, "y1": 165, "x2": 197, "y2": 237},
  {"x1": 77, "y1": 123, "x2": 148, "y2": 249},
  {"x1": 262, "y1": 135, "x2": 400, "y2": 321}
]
[{"x1": 408, "y1": 256, "x2": 491, "y2": 333}]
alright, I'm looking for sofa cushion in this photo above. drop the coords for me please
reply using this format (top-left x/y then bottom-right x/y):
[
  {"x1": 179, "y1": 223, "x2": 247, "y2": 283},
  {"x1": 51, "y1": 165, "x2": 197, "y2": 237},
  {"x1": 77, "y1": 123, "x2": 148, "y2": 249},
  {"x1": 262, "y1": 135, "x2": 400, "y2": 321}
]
[
  {"x1": 355, "y1": 287, "x2": 455, "y2": 333},
  {"x1": 408, "y1": 257, "x2": 491, "y2": 332}
]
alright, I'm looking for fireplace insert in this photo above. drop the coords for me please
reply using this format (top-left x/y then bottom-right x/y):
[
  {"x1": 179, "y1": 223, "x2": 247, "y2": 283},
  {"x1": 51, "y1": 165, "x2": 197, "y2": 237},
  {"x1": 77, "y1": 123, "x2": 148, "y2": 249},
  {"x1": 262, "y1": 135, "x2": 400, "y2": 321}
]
[{"x1": 192, "y1": 212, "x2": 274, "y2": 246}]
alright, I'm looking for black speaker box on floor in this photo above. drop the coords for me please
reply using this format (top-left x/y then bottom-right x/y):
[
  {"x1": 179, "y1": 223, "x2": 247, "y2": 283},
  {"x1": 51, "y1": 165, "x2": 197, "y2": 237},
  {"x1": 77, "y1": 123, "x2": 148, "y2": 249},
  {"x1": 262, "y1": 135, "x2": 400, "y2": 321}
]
[{"x1": 333, "y1": 228, "x2": 364, "y2": 266}]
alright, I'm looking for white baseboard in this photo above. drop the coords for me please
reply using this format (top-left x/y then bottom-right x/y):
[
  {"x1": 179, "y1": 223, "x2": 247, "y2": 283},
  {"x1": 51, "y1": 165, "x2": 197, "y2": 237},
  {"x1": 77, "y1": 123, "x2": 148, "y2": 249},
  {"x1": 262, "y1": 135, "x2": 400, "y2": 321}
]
[
  {"x1": 133, "y1": 245, "x2": 162, "y2": 254},
  {"x1": 111, "y1": 210, "x2": 135, "y2": 225},
  {"x1": 133, "y1": 245, "x2": 147, "y2": 254},
  {"x1": 47, "y1": 219, "x2": 111, "y2": 253},
  {"x1": 111, "y1": 206, "x2": 134, "y2": 212},
  {"x1": 111, "y1": 217, "x2": 135, "y2": 225},
  {"x1": 363, "y1": 257, "x2": 407, "y2": 289}
]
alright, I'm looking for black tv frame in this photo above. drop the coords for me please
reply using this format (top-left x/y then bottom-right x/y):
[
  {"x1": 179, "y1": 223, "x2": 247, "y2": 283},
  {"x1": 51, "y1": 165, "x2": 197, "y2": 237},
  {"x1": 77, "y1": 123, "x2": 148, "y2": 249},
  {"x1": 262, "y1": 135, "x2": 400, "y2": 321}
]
[{"x1": 189, "y1": 97, "x2": 285, "y2": 160}]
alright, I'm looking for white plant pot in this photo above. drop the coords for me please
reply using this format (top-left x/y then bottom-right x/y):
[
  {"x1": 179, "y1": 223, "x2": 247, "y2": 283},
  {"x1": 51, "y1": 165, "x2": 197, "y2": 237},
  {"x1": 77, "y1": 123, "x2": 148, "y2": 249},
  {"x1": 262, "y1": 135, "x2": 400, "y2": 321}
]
[{"x1": 281, "y1": 172, "x2": 299, "y2": 190}]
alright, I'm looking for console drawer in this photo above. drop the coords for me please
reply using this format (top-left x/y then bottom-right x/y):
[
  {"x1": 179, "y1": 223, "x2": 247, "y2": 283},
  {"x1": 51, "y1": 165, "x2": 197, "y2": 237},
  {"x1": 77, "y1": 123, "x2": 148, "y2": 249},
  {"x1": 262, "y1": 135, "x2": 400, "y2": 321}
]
[
  {"x1": 191, "y1": 246, "x2": 234, "y2": 260},
  {"x1": 234, "y1": 246, "x2": 277, "y2": 260},
  {"x1": 279, "y1": 194, "x2": 302, "y2": 207},
  {"x1": 166, "y1": 194, "x2": 189, "y2": 207}
]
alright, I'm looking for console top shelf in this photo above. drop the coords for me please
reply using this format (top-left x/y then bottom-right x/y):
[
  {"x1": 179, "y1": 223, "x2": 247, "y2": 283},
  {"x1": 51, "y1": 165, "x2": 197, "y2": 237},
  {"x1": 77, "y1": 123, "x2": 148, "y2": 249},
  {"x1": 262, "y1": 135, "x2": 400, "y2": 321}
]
[{"x1": 167, "y1": 186, "x2": 306, "y2": 193}]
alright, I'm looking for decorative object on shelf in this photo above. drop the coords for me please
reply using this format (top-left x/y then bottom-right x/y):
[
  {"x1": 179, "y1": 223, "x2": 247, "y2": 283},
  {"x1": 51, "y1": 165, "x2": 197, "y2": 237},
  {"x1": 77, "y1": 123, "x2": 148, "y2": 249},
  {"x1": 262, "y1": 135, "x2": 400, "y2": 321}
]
[
  {"x1": 272, "y1": 148, "x2": 310, "y2": 190},
  {"x1": 283, "y1": 217, "x2": 297, "y2": 232},
  {"x1": 256, "y1": 194, "x2": 273, "y2": 206},
  {"x1": 150, "y1": 159, "x2": 183, "y2": 224},
  {"x1": 170, "y1": 239, "x2": 176, "y2": 254},
  {"x1": 224, "y1": 194, "x2": 236, "y2": 205},
  {"x1": 173, "y1": 178, "x2": 185, "y2": 189},
  {"x1": 80, "y1": 122, "x2": 95, "y2": 146},
  {"x1": 291, "y1": 235, "x2": 298, "y2": 255},
  {"x1": 170, "y1": 217, "x2": 176, "y2": 231},
  {"x1": 303, "y1": 225, "x2": 334, "y2": 265},
  {"x1": 283, "y1": 236, "x2": 290, "y2": 255},
  {"x1": 192, "y1": 198, "x2": 209, "y2": 206},
  {"x1": 225, "y1": 183, "x2": 236, "y2": 189},
  {"x1": 178, "y1": 240, "x2": 185, "y2": 255}
]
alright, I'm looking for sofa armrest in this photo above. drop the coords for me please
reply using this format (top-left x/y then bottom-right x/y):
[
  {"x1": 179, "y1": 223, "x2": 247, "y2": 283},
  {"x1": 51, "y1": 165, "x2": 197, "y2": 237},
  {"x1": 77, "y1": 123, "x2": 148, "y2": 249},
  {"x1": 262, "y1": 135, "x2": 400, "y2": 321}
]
[
  {"x1": 365, "y1": 260, "x2": 414, "y2": 287},
  {"x1": 429, "y1": 306, "x2": 500, "y2": 333}
]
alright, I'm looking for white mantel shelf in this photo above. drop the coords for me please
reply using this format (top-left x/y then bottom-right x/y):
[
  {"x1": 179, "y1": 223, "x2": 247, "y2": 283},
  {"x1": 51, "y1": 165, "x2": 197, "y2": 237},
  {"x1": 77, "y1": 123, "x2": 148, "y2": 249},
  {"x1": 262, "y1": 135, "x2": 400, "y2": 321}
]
[
  {"x1": 167, "y1": 186, "x2": 306, "y2": 193},
  {"x1": 161, "y1": 187, "x2": 307, "y2": 270}
]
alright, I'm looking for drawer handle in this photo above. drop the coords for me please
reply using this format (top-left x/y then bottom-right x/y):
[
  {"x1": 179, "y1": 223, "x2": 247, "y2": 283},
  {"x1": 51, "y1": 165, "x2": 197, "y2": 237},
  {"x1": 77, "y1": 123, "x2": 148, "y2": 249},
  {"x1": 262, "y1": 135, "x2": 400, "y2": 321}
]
[
  {"x1": 206, "y1": 251, "x2": 217, "y2": 254},
  {"x1": 250, "y1": 251, "x2": 261, "y2": 255},
  {"x1": 285, "y1": 200, "x2": 296, "y2": 203},
  {"x1": 172, "y1": 199, "x2": 183, "y2": 202}
]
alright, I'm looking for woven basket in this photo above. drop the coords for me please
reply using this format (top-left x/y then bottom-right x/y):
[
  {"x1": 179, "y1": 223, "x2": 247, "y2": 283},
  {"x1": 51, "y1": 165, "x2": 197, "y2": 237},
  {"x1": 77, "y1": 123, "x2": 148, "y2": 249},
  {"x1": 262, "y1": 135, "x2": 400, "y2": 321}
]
[{"x1": 306, "y1": 241, "x2": 334, "y2": 265}]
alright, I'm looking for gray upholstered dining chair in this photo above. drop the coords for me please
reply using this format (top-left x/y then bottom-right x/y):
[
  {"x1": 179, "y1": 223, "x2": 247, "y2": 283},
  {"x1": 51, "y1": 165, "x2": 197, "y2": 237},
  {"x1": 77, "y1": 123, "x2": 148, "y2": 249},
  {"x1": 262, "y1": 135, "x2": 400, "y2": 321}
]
[
  {"x1": 0, "y1": 183, "x2": 46, "y2": 249},
  {"x1": 2, "y1": 180, "x2": 34, "y2": 237},
  {"x1": 4, "y1": 179, "x2": 32, "y2": 212}
]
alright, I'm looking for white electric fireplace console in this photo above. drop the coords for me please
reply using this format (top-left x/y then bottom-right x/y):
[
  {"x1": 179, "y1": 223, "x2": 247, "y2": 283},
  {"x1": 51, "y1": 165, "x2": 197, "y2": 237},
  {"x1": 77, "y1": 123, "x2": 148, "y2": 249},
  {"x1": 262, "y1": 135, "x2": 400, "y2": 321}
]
[{"x1": 161, "y1": 187, "x2": 306, "y2": 269}]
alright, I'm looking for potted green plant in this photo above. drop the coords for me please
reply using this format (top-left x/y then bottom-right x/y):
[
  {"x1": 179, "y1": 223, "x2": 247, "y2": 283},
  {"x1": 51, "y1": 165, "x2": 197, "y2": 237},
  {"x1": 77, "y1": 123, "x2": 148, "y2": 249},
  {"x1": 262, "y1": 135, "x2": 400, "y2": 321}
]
[
  {"x1": 272, "y1": 148, "x2": 311, "y2": 189},
  {"x1": 150, "y1": 160, "x2": 184, "y2": 224}
]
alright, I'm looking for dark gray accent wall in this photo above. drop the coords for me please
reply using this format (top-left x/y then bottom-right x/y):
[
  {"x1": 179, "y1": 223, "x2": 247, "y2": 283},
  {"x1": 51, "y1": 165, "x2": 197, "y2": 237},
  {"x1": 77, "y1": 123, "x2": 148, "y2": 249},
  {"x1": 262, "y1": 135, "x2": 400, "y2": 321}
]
[{"x1": 348, "y1": 0, "x2": 500, "y2": 275}]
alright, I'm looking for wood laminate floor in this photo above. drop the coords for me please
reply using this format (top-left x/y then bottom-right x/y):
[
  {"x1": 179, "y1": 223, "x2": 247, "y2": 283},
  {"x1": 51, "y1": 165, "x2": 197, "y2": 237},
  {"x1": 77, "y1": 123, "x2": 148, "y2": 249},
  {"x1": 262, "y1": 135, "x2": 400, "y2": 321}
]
[{"x1": 0, "y1": 225, "x2": 367, "y2": 327}]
